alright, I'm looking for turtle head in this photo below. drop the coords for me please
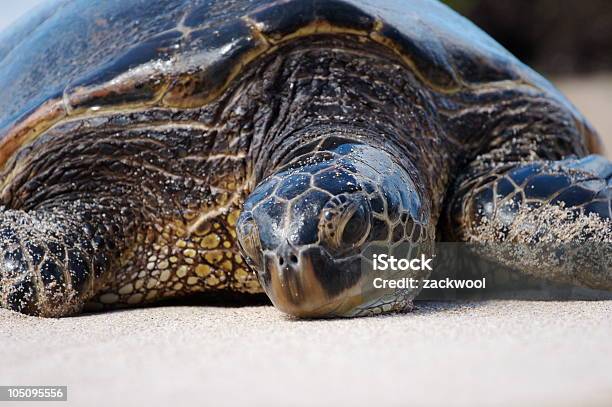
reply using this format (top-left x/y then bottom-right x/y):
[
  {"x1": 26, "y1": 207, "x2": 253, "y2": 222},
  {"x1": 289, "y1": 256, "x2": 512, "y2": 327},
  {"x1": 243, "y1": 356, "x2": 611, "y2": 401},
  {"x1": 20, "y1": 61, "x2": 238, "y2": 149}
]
[{"x1": 237, "y1": 142, "x2": 429, "y2": 318}]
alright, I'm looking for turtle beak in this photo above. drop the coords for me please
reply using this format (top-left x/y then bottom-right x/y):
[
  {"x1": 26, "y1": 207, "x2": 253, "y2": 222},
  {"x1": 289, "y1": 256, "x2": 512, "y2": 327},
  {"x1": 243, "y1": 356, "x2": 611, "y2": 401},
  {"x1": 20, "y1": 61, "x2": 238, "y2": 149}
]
[{"x1": 261, "y1": 244, "x2": 363, "y2": 318}]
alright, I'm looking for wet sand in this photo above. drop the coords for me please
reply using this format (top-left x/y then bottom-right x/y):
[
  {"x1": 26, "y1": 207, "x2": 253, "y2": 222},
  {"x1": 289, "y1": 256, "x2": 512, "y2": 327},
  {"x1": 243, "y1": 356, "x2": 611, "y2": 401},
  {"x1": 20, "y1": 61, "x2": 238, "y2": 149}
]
[{"x1": 1, "y1": 76, "x2": 611, "y2": 407}]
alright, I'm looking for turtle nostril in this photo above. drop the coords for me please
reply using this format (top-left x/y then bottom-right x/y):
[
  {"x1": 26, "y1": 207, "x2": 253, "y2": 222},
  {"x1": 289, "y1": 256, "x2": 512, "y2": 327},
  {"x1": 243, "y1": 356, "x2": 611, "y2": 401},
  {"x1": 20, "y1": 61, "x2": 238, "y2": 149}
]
[
  {"x1": 278, "y1": 256, "x2": 285, "y2": 266},
  {"x1": 289, "y1": 254, "x2": 298, "y2": 264}
]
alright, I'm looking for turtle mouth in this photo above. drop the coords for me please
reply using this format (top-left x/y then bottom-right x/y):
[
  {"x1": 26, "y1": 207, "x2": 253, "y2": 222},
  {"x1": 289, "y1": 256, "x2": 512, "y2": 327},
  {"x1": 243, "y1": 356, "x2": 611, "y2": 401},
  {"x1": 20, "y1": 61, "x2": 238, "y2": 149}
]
[{"x1": 261, "y1": 247, "x2": 363, "y2": 318}]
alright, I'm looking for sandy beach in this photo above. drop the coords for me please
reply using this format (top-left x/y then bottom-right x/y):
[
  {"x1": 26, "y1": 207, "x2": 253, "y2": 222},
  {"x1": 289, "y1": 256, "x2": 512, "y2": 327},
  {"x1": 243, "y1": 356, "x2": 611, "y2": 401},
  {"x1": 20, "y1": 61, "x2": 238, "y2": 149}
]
[
  {"x1": 1, "y1": 301, "x2": 612, "y2": 407},
  {"x1": 1, "y1": 77, "x2": 611, "y2": 407}
]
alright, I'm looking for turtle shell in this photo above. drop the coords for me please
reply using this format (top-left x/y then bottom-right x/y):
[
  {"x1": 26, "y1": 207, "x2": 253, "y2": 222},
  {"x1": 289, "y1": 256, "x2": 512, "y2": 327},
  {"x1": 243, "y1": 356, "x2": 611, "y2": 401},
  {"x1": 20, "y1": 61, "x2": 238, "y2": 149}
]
[{"x1": 0, "y1": 0, "x2": 601, "y2": 166}]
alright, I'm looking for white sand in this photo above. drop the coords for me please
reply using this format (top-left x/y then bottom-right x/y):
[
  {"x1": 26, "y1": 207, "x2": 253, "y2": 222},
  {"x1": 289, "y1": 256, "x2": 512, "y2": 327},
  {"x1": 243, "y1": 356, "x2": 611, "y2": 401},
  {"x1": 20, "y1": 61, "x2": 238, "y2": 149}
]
[
  {"x1": 1, "y1": 301, "x2": 612, "y2": 407},
  {"x1": 1, "y1": 78, "x2": 611, "y2": 407}
]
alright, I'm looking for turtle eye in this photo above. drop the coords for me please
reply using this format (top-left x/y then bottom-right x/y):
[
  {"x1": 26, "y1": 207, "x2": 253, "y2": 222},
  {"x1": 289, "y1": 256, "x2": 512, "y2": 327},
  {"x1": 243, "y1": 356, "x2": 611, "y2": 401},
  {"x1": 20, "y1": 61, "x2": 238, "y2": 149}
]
[
  {"x1": 236, "y1": 212, "x2": 263, "y2": 269},
  {"x1": 319, "y1": 195, "x2": 371, "y2": 253},
  {"x1": 341, "y1": 204, "x2": 369, "y2": 245}
]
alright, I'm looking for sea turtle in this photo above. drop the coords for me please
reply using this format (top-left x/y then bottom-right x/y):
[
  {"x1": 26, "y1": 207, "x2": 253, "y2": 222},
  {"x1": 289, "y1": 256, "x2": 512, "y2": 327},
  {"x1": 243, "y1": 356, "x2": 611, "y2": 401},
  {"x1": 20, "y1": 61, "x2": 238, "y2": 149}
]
[{"x1": 0, "y1": 0, "x2": 610, "y2": 318}]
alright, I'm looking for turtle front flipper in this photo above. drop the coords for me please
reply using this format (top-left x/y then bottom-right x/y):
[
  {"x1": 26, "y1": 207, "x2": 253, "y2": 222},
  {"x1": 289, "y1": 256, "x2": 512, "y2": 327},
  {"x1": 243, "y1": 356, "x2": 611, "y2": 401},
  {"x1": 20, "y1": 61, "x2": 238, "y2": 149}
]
[
  {"x1": 446, "y1": 154, "x2": 612, "y2": 290},
  {"x1": 0, "y1": 199, "x2": 138, "y2": 317}
]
